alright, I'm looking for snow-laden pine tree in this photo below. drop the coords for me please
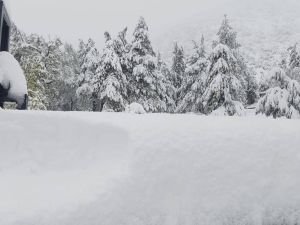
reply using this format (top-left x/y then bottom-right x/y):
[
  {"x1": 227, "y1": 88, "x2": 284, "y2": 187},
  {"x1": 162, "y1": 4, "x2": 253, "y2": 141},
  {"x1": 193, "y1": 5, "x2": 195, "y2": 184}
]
[
  {"x1": 40, "y1": 38, "x2": 64, "y2": 110},
  {"x1": 94, "y1": 32, "x2": 128, "y2": 112},
  {"x1": 10, "y1": 24, "x2": 47, "y2": 110},
  {"x1": 10, "y1": 25, "x2": 65, "y2": 110},
  {"x1": 157, "y1": 52, "x2": 176, "y2": 113},
  {"x1": 76, "y1": 38, "x2": 100, "y2": 111},
  {"x1": 129, "y1": 17, "x2": 167, "y2": 112},
  {"x1": 171, "y1": 42, "x2": 186, "y2": 105},
  {"x1": 256, "y1": 68, "x2": 300, "y2": 118},
  {"x1": 202, "y1": 16, "x2": 250, "y2": 116},
  {"x1": 58, "y1": 43, "x2": 81, "y2": 111},
  {"x1": 177, "y1": 36, "x2": 208, "y2": 113},
  {"x1": 285, "y1": 44, "x2": 300, "y2": 83}
]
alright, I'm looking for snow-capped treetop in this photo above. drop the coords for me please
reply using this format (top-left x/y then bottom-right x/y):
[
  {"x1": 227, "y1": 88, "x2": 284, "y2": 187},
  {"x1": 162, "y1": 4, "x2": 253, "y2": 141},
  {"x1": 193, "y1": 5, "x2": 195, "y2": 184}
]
[
  {"x1": 131, "y1": 17, "x2": 155, "y2": 57},
  {"x1": 215, "y1": 15, "x2": 240, "y2": 50}
]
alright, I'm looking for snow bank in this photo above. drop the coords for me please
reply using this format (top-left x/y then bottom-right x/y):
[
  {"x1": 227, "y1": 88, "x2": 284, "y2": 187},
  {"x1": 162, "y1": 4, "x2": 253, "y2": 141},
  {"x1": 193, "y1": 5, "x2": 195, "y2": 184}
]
[
  {"x1": 0, "y1": 52, "x2": 28, "y2": 106},
  {"x1": 1, "y1": 111, "x2": 300, "y2": 225}
]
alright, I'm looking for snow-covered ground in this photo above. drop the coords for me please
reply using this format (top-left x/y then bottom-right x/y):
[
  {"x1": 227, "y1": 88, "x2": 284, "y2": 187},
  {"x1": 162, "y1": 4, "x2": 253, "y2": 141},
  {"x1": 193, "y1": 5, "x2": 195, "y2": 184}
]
[{"x1": 1, "y1": 111, "x2": 300, "y2": 225}]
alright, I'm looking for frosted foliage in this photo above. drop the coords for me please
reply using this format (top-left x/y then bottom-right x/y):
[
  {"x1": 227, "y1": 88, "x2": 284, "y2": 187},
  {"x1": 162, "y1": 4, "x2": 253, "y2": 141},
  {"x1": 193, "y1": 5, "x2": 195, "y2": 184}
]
[
  {"x1": 129, "y1": 17, "x2": 167, "y2": 112},
  {"x1": 257, "y1": 88, "x2": 291, "y2": 118},
  {"x1": 76, "y1": 83, "x2": 93, "y2": 98},
  {"x1": 216, "y1": 15, "x2": 240, "y2": 50},
  {"x1": 101, "y1": 39, "x2": 122, "y2": 73},
  {"x1": 257, "y1": 70, "x2": 300, "y2": 119},
  {"x1": 260, "y1": 68, "x2": 291, "y2": 92},
  {"x1": 96, "y1": 32, "x2": 127, "y2": 112},
  {"x1": 100, "y1": 76, "x2": 124, "y2": 111},
  {"x1": 203, "y1": 42, "x2": 244, "y2": 115},
  {"x1": 177, "y1": 38, "x2": 208, "y2": 113}
]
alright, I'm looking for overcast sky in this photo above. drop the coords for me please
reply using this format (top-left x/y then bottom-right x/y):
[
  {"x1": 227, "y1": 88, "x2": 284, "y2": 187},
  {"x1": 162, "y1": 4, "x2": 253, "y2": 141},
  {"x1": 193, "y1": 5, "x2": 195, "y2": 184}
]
[{"x1": 7, "y1": 0, "x2": 219, "y2": 48}]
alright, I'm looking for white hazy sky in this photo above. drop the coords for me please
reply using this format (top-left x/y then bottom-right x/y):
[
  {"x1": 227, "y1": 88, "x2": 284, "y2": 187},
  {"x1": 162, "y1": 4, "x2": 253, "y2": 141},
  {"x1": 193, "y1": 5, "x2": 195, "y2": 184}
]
[{"x1": 7, "y1": 0, "x2": 219, "y2": 47}]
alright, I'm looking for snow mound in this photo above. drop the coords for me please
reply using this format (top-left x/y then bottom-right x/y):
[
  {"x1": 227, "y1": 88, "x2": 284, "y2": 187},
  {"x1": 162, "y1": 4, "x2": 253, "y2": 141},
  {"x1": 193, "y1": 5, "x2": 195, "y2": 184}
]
[
  {"x1": 0, "y1": 52, "x2": 28, "y2": 106},
  {"x1": 125, "y1": 102, "x2": 146, "y2": 114}
]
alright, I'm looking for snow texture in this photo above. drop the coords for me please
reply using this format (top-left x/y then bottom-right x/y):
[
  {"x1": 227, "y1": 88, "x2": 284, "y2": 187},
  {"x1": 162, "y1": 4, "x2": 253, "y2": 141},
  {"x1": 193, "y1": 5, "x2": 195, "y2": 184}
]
[
  {"x1": 125, "y1": 102, "x2": 146, "y2": 114},
  {"x1": 1, "y1": 111, "x2": 300, "y2": 225},
  {"x1": 0, "y1": 52, "x2": 28, "y2": 105}
]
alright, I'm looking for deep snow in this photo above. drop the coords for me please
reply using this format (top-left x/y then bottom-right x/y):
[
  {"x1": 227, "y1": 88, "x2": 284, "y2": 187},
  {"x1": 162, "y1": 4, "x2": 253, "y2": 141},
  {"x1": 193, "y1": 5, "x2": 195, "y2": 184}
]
[{"x1": 1, "y1": 111, "x2": 300, "y2": 225}]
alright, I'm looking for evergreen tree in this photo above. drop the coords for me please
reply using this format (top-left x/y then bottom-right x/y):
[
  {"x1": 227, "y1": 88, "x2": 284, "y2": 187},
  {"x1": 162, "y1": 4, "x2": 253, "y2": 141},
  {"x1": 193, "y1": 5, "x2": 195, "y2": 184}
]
[
  {"x1": 76, "y1": 38, "x2": 100, "y2": 111},
  {"x1": 171, "y1": 42, "x2": 186, "y2": 104},
  {"x1": 40, "y1": 38, "x2": 64, "y2": 110},
  {"x1": 286, "y1": 44, "x2": 300, "y2": 83},
  {"x1": 129, "y1": 17, "x2": 166, "y2": 112},
  {"x1": 10, "y1": 24, "x2": 45, "y2": 110},
  {"x1": 157, "y1": 52, "x2": 176, "y2": 113},
  {"x1": 58, "y1": 43, "x2": 81, "y2": 111},
  {"x1": 244, "y1": 68, "x2": 259, "y2": 105},
  {"x1": 215, "y1": 15, "x2": 240, "y2": 50},
  {"x1": 202, "y1": 16, "x2": 252, "y2": 116},
  {"x1": 256, "y1": 68, "x2": 300, "y2": 119},
  {"x1": 95, "y1": 32, "x2": 128, "y2": 112},
  {"x1": 177, "y1": 36, "x2": 208, "y2": 113}
]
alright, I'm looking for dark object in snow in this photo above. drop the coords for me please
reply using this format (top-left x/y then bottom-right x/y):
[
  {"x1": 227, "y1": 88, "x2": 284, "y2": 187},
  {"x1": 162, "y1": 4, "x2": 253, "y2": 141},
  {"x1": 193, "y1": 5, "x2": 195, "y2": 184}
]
[{"x1": 0, "y1": 0, "x2": 10, "y2": 52}]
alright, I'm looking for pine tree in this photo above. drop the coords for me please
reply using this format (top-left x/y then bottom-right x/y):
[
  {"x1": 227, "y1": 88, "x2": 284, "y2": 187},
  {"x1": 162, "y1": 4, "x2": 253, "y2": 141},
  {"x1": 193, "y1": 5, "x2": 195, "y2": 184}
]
[
  {"x1": 177, "y1": 36, "x2": 208, "y2": 113},
  {"x1": 244, "y1": 68, "x2": 258, "y2": 105},
  {"x1": 215, "y1": 15, "x2": 240, "y2": 50},
  {"x1": 171, "y1": 42, "x2": 186, "y2": 104},
  {"x1": 58, "y1": 43, "x2": 81, "y2": 111},
  {"x1": 10, "y1": 24, "x2": 46, "y2": 110},
  {"x1": 202, "y1": 16, "x2": 256, "y2": 116},
  {"x1": 157, "y1": 52, "x2": 176, "y2": 113},
  {"x1": 286, "y1": 44, "x2": 300, "y2": 83},
  {"x1": 129, "y1": 17, "x2": 166, "y2": 112},
  {"x1": 95, "y1": 32, "x2": 128, "y2": 112},
  {"x1": 76, "y1": 38, "x2": 100, "y2": 111},
  {"x1": 203, "y1": 16, "x2": 247, "y2": 116},
  {"x1": 256, "y1": 68, "x2": 300, "y2": 119},
  {"x1": 40, "y1": 38, "x2": 63, "y2": 110}
]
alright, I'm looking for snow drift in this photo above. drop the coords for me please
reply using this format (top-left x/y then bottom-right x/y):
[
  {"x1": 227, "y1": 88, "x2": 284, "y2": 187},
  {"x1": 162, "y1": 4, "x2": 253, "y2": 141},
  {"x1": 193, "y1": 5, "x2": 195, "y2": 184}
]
[{"x1": 1, "y1": 111, "x2": 300, "y2": 225}]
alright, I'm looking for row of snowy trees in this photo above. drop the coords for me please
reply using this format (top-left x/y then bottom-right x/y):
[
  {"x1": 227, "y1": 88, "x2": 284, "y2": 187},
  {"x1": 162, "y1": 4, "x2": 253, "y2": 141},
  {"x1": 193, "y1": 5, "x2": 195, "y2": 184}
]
[{"x1": 10, "y1": 16, "x2": 300, "y2": 118}]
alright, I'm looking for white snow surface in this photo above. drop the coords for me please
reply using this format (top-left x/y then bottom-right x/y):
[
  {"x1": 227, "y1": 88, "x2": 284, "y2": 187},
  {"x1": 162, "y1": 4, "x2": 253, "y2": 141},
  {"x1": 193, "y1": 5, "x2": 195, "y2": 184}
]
[
  {"x1": 1, "y1": 111, "x2": 300, "y2": 225},
  {"x1": 0, "y1": 52, "x2": 28, "y2": 104}
]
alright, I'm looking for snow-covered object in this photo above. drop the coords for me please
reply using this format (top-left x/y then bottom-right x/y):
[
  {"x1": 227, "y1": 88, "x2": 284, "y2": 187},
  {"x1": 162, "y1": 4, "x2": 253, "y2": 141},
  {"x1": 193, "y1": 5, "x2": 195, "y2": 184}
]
[
  {"x1": 125, "y1": 102, "x2": 146, "y2": 114},
  {"x1": 257, "y1": 87, "x2": 290, "y2": 118},
  {"x1": 212, "y1": 100, "x2": 246, "y2": 116},
  {"x1": 177, "y1": 37, "x2": 208, "y2": 113},
  {"x1": 257, "y1": 68, "x2": 300, "y2": 118},
  {"x1": 1, "y1": 112, "x2": 300, "y2": 225},
  {"x1": 96, "y1": 33, "x2": 127, "y2": 112},
  {"x1": 129, "y1": 17, "x2": 167, "y2": 113},
  {"x1": 0, "y1": 52, "x2": 28, "y2": 109}
]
